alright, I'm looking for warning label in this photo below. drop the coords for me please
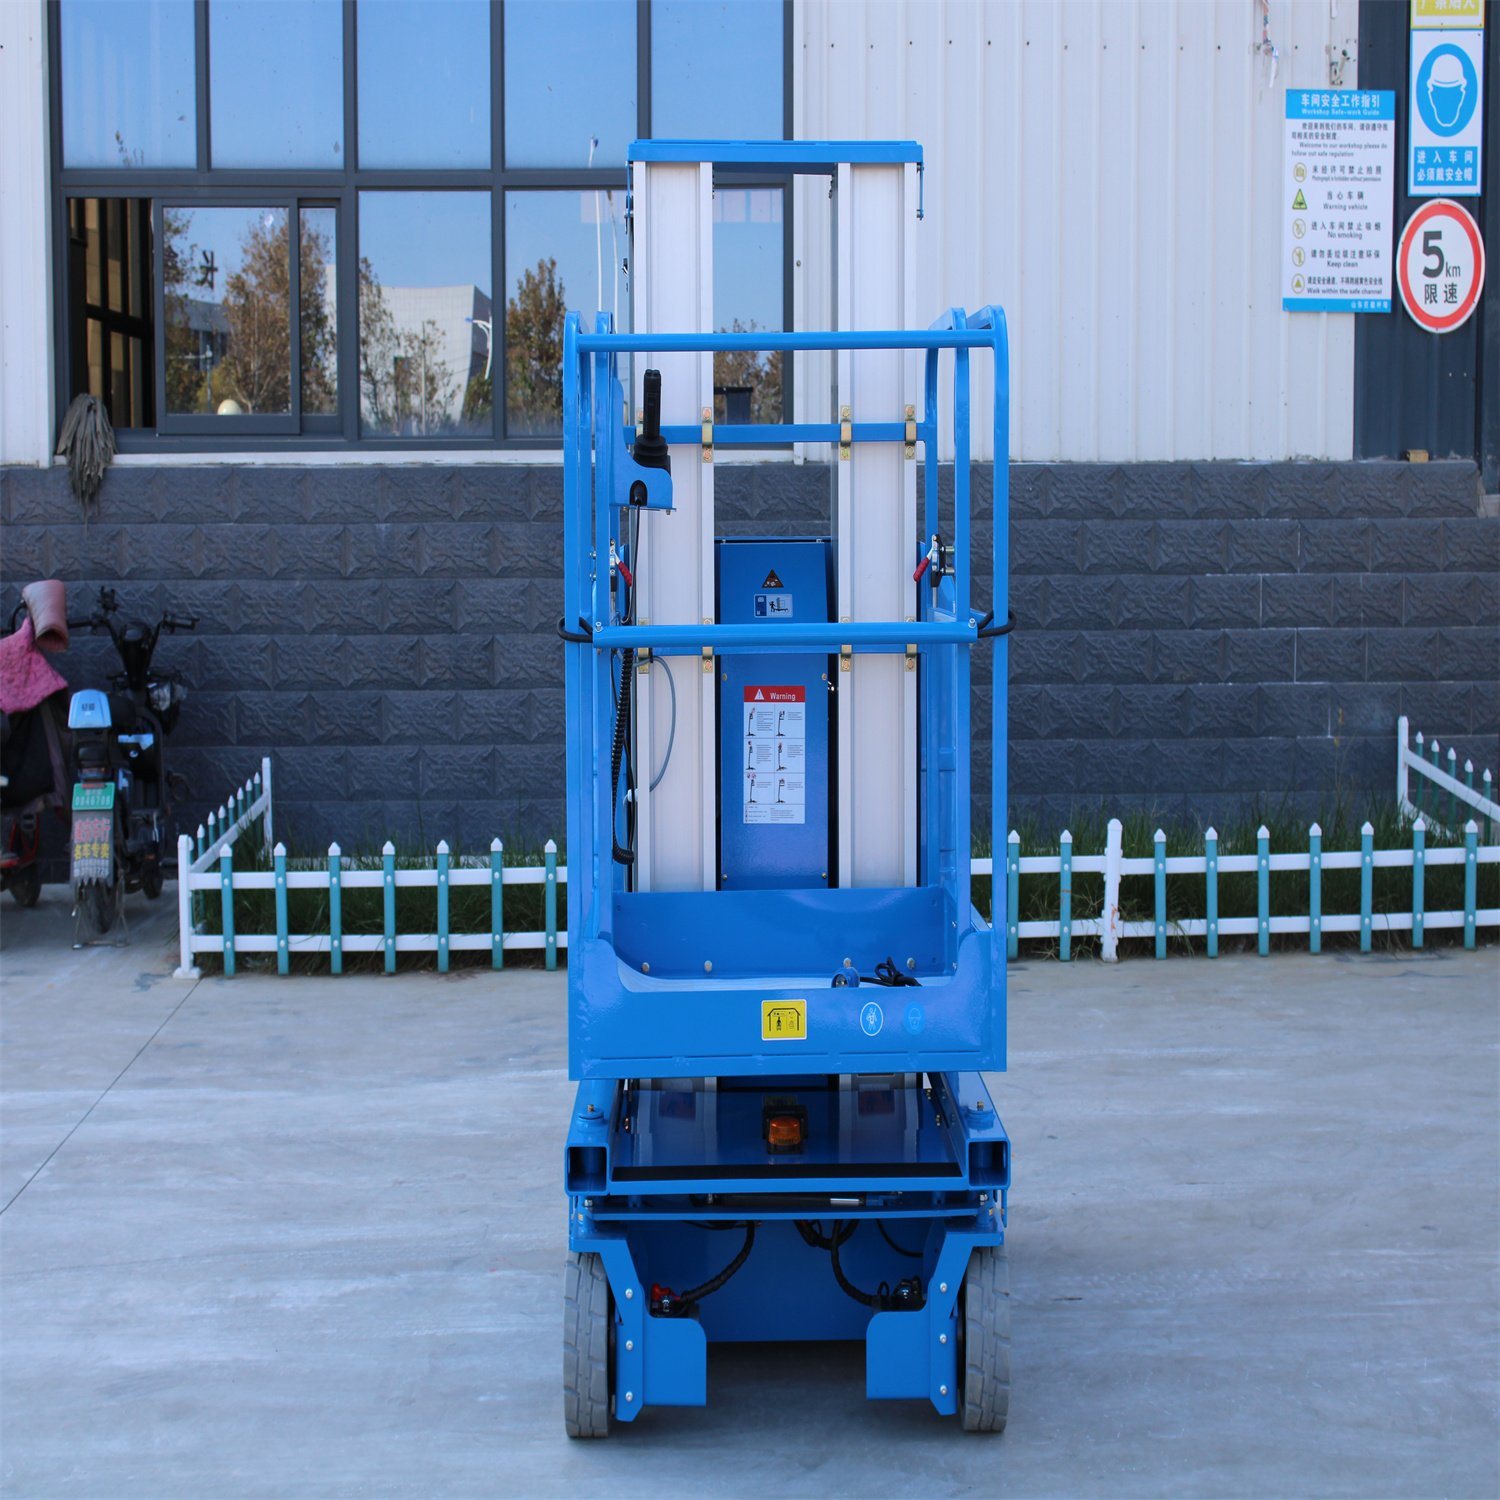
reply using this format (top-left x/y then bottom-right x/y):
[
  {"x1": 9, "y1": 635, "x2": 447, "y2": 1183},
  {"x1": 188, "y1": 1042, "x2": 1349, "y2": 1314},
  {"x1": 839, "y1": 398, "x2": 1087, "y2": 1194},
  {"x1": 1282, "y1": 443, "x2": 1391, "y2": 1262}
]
[
  {"x1": 762, "y1": 999, "x2": 807, "y2": 1040},
  {"x1": 743, "y1": 685, "x2": 806, "y2": 825}
]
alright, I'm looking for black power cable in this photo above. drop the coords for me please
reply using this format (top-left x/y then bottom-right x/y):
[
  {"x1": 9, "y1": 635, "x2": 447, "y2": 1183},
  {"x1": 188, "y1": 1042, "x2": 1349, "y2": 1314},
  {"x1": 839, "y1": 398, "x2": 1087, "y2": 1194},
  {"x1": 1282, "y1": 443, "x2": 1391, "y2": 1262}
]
[
  {"x1": 609, "y1": 503, "x2": 643, "y2": 868},
  {"x1": 827, "y1": 1222, "x2": 883, "y2": 1308},
  {"x1": 609, "y1": 646, "x2": 634, "y2": 865},
  {"x1": 876, "y1": 1221, "x2": 924, "y2": 1259},
  {"x1": 796, "y1": 1220, "x2": 925, "y2": 1310},
  {"x1": 655, "y1": 1223, "x2": 756, "y2": 1315},
  {"x1": 831, "y1": 956, "x2": 921, "y2": 989}
]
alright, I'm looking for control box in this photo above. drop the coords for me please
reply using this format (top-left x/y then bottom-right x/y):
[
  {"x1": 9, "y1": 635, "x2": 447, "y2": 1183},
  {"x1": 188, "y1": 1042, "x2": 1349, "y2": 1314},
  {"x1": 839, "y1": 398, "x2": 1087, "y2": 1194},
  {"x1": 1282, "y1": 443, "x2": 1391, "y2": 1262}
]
[{"x1": 715, "y1": 538, "x2": 833, "y2": 889}]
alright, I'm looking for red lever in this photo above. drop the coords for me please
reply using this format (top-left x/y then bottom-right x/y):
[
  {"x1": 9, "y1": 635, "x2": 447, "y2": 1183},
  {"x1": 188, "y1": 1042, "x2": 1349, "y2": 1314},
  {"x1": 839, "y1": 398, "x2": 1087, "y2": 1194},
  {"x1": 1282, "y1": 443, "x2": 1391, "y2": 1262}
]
[{"x1": 912, "y1": 555, "x2": 931, "y2": 583}]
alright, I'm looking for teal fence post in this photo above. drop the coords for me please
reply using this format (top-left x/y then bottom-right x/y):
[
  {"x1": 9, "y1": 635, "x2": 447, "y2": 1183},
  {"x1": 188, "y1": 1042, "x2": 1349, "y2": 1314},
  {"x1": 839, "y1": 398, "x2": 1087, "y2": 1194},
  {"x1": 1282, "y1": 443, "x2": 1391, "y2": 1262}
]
[
  {"x1": 1446, "y1": 747, "x2": 1458, "y2": 831},
  {"x1": 1411, "y1": 819, "x2": 1426, "y2": 949},
  {"x1": 274, "y1": 842, "x2": 289, "y2": 976},
  {"x1": 328, "y1": 842, "x2": 343, "y2": 975},
  {"x1": 218, "y1": 842, "x2": 235, "y2": 977},
  {"x1": 1484, "y1": 770, "x2": 1494, "y2": 843},
  {"x1": 1465, "y1": 758, "x2": 1474, "y2": 807},
  {"x1": 382, "y1": 841, "x2": 397, "y2": 975},
  {"x1": 1463, "y1": 821, "x2": 1478, "y2": 950},
  {"x1": 1005, "y1": 831, "x2": 1020, "y2": 960},
  {"x1": 1359, "y1": 821, "x2": 1374, "y2": 952},
  {"x1": 490, "y1": 838, "x2": 505, "y2": 971},
  {"x1": 1204, "y1": 827, "x2": 1219, "y2": 958},
  {"x1": 1058, "y1": 830, "x2": 1072, "y2": 962},
  {"x1": 1429, "y1": 738, "x2": 1441, "y2": 821},
  {"x1": 1256, "y1": 825, "x2": 1270, "y2": 957},
  {"x1": 1153, "y1": 828, "x2": 1167, "y2": 959},
  {"x1": 1308, "y1": 823, "x2": 1322, "y2": 955},
  {"x1": 436, "y1": 841, "x2": 451, "y2": 974},
  {"x1": 544, "y1": 839, "x2": 559, "y2": 970},
  {"x1": 1414, "y1": 732, "x2": 1425, "y2": 814}
]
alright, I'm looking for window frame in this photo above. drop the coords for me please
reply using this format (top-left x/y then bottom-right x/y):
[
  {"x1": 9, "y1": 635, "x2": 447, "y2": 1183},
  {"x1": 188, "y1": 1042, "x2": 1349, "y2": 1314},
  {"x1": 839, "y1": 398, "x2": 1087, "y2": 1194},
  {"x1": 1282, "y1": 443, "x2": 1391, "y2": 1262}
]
[
  {"x1": 47, "y1": 0, "x2": 794, "y2": 452},
  {"x1": 154, "y1": 196, "x2": 301, "y2": 436}
]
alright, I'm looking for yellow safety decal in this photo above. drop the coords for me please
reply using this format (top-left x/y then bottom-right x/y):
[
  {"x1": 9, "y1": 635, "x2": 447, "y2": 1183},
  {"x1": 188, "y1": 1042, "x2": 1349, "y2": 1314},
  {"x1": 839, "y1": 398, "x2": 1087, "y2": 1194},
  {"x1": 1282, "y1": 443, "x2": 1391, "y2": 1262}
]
[{"x1": 762, "y1": 999, "x2": 806, "y2": 1041}]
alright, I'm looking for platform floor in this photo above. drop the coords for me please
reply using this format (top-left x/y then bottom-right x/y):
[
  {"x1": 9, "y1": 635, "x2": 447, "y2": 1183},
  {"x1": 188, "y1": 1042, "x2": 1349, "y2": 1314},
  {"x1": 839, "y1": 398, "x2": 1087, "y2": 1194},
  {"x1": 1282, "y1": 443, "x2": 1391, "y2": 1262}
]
[{"x1": 2, "y1": 885, "x2": 1497, "y2": 1498}]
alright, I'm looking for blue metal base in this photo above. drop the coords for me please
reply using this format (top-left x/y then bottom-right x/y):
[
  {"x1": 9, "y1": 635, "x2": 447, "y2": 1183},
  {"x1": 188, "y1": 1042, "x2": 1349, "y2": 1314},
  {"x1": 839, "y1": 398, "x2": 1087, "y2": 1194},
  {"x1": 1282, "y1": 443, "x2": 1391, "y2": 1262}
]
[{"x1": 566, "y1": 1071, "x2": 1008, "y2": 1423}]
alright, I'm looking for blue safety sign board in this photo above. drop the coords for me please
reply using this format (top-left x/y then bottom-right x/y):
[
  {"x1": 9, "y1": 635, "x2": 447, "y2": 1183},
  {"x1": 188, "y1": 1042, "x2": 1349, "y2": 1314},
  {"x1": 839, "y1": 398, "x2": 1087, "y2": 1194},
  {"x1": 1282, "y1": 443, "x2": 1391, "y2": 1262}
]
[{"x1": 1408, "y1": 30, "x2": 1484, "y2": 196}]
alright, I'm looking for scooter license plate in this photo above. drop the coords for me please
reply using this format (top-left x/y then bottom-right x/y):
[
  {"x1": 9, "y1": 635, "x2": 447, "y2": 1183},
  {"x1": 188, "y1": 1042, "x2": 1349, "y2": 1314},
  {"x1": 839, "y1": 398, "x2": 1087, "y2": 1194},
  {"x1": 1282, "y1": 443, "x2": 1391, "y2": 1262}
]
[{"x1": 72, "y1": 782, "x2": 115, "y2": 811}]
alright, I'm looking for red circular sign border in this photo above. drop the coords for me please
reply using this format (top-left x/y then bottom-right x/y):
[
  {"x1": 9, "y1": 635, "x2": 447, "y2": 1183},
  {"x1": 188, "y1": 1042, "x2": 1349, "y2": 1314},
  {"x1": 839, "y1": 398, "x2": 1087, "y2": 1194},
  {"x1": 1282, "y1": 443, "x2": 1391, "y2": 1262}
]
[{"x1": 1397, "y1": 198, "x2": 1486, "y2": 334}]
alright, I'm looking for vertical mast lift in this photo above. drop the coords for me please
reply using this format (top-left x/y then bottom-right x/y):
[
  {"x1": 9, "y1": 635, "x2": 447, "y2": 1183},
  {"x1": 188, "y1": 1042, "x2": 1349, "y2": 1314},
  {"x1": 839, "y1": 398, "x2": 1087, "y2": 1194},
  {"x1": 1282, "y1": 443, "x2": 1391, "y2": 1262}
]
[{"x1": 560, "y1": 141, "x2": 1014, "y2": 1434}]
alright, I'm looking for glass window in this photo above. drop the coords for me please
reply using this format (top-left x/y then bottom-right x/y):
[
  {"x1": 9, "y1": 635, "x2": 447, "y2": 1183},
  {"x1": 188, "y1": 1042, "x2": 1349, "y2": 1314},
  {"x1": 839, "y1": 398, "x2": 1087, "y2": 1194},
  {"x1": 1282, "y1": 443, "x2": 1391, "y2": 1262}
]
[
  {"x1": 358, "y1": 1, "x2": 490, "y2": 169},
  {"x1": 67, "y1": 199, "x2": 155, "y2": 428},
  {"x1": 163, "y1": 206, "x2": 292, "y2": 418},
  {"x1": 300, "y1": 208, "x2": 339, "y2": 418},
  {"x1": 60, "y1": 1, "x2": 196, "y2": 168},
  {"x1": 651, "y1": 0, "x2": 784, "y2": 140},
  {"x1": 504, "y1": 0, "x2": 635, "y2": 168},
  {"x1": 358, "y1": 192, "x2": 492, "y2": 437},
  {"x1": 209, "y1": 1, "x2": 343, "y2": 168},
  {"x1": 713, "y1": 186, "x2": 783, "y2": 423},
  {"x1": 504, "y1": 189, "x2": 627, "y2": 437}
]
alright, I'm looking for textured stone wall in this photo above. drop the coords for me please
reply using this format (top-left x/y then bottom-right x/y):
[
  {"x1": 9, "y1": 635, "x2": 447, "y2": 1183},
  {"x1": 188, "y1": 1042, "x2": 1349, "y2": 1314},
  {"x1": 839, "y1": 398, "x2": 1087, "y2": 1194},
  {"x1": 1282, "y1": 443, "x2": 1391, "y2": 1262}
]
[{"x1": 1, "y1": 458, "x2": 1494, "y2": 860}]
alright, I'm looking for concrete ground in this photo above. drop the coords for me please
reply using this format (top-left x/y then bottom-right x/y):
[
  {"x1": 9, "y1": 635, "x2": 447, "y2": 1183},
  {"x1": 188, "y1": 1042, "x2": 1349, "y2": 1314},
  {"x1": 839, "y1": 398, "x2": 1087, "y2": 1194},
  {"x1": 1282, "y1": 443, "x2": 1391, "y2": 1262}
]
[{"x1": 2, "y1": 886, "x2": 1497, "y2": 1500}]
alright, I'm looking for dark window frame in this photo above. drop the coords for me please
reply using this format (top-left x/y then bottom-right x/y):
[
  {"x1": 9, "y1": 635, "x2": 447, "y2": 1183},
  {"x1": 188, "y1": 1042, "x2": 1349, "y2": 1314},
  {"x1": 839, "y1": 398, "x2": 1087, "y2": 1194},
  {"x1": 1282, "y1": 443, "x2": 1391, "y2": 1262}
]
[
  {"x1": 47, "y1": 0, "x2": 794, "y2": 453},
  {"x1": 67, "y1": 197, "x2": 157, "y2": 429},
  {"x1": 153, "y1": 196, "x2": 301, "y2": 435}
]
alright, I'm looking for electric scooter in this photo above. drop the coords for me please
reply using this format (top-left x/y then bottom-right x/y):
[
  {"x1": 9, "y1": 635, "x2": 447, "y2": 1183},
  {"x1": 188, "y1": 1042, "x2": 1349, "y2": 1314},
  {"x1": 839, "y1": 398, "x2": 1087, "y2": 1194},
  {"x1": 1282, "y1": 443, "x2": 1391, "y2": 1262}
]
[{"x1": 67, "y1": 587, "x2": 196, "y2": 938}]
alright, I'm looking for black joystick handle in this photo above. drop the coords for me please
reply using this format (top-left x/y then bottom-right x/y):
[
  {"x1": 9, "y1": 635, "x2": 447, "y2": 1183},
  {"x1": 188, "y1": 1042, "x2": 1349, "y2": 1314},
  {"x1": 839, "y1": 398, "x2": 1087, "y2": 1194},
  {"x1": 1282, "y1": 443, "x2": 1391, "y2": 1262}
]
[{"x1": 633, "y1": 368, "x2": 671, "y2": 474}]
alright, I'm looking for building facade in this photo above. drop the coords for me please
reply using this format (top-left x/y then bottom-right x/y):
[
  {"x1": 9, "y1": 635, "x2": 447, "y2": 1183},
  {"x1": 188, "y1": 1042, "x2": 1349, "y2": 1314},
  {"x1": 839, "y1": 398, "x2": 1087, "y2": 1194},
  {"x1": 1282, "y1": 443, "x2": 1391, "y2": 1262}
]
[{"x1": 1, "y1": 0, "x2": 1495, "y2": 855}]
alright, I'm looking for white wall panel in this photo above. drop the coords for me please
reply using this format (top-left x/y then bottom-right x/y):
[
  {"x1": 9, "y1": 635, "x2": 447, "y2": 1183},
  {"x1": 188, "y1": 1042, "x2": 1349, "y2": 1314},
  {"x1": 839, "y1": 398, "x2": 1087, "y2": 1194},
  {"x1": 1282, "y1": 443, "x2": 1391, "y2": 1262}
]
[
  {"x1": 0, "y1": 1, "x2": 53, "y2": 467},
  {"x1": 794, "y1": 0, "x2": 1362, "y2": 462}
]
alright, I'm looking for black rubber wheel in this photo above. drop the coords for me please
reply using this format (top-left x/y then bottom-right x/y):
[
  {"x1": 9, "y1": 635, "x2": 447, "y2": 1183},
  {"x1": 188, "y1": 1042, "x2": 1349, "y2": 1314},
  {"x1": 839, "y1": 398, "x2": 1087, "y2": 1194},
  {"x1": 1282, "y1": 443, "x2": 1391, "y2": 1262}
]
[
  {"x1": 76, "y1": 879, "x2": 118, "y2": 938},
  {"x1": 959, "y1": 1243, "x2": 1011, "y2": 1433},
  {"x1": 563, "y1": 1251, "x2": 612, "y2": 1438},
  {"x1": 9, "y1": 863, "x2": 41, "y2": 908}
]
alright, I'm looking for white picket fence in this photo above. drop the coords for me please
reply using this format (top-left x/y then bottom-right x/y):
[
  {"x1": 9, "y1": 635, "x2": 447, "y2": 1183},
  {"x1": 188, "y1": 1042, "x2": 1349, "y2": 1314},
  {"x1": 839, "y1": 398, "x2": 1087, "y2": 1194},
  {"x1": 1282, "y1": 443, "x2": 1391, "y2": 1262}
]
[
  {"x1": 1397, "y1": 714, "x2": 1498, "y2": 838},
  {"x1": 173, "y1": 759, "x2": 566, "y2": 979},
  {"x1": 976, "y1": 719, "x2": 1499, "y2": 961},
  {"x1": 180, "y1": 719, "x2": 1496, "y2": 975}
]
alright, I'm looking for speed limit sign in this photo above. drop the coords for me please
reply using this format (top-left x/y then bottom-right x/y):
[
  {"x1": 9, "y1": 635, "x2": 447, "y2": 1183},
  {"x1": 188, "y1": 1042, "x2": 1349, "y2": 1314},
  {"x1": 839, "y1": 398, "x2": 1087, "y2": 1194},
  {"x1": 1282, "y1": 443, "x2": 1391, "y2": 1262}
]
[{"x1": 1396, "y1": 198, "x2": 1486, "y2": 334}]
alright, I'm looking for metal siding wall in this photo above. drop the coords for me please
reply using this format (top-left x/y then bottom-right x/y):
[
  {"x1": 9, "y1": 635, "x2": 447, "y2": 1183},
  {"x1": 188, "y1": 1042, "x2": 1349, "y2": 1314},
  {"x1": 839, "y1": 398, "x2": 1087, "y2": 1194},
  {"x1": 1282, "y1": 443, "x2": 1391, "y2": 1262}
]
[
  {"x1": 793, "y1": 0, "x2": 1361, "y2": 462},
  {"x1": 1353, "y1": 0, "x2": 1496, "y2": 485}
]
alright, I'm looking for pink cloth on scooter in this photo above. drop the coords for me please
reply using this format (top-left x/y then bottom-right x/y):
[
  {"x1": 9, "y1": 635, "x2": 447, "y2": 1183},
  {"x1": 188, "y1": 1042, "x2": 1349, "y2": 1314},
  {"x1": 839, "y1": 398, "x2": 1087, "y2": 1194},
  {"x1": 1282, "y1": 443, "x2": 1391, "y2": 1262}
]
[{"x1": 0, "y1": 618, "x2": 69, "y2": 713}]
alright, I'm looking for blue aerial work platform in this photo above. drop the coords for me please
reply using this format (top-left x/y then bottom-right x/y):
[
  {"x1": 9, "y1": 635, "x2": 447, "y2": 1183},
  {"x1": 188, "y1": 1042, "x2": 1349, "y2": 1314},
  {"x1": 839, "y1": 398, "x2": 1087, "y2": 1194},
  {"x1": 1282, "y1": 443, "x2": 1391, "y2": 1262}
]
[{"x1": 560, "y1": 141, "x2": 1013, "y2": 1435}]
